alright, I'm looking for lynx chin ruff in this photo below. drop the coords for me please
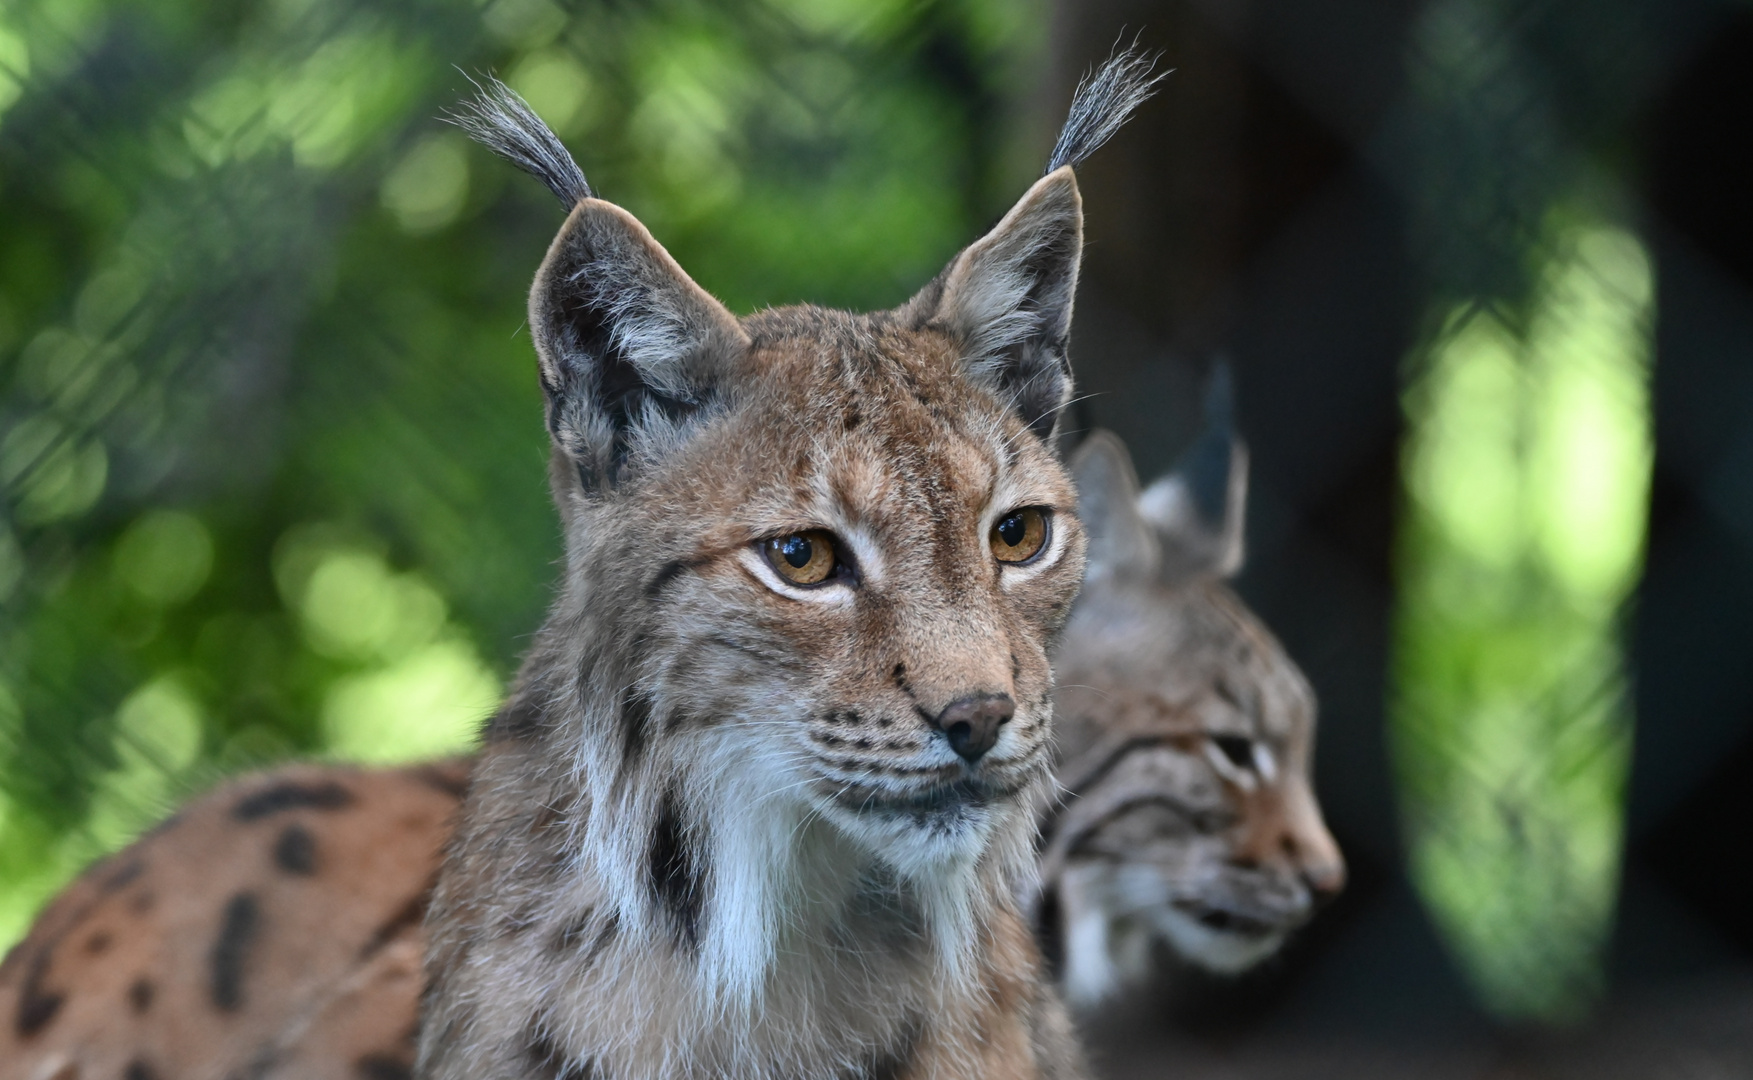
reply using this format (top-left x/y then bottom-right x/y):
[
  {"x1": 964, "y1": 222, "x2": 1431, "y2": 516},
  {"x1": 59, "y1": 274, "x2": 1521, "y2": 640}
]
[{"x1": 412, "y1": 56, "x2": 1158, "y2": 1079}]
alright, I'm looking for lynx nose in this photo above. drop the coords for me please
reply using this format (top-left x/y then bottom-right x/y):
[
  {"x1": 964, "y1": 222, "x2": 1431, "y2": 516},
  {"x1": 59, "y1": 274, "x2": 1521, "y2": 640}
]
[{"x1": 934, "y1": 694, "x2": 1014, "y2": 763}]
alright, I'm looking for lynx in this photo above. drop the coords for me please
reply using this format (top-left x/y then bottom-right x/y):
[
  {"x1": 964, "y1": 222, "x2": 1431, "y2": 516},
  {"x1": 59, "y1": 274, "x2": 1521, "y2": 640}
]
[
  {"x1": 2, "y1": 52, "x2": 1169, "y2": 1080},
  {"x1": 0, "y1": 419, "x2": 1345, "y2": 1080},
  {"x1": 1041, "y1": 388, "x2": 1345, "y2": 1007}
]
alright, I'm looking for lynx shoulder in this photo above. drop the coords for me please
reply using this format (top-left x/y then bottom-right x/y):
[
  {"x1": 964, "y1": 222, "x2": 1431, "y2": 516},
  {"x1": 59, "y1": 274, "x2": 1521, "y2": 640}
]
[
  {"x1": 0, "y1": 760, "x2": 466, "y2": 1080},
  {"x1": 1040, "y1": 390, "x2": 1345, "y2": 1007}
]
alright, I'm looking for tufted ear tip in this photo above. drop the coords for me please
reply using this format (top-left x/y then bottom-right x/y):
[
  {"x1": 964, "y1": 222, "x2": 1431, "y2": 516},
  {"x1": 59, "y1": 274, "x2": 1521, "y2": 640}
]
[{"x1": 1035, "y1": 164, "x2": 1082, "y2": 208}]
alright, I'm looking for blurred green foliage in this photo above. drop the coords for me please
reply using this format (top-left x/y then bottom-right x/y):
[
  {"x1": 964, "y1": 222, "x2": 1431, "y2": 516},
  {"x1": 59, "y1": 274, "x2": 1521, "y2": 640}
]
[
  {"x1": 1392, "y1": 218, "x2": 1651, "y2": 1022},
  {"x1": 1389, "y1": 0, "x2": 1655, "y2": 1022},
  {"x1": 0, "y1": 0, "x2": 1046, "y2": 946}
]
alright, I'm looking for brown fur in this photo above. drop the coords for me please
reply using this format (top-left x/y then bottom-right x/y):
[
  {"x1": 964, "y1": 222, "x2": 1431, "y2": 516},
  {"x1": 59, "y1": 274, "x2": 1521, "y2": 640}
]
[
  {"x1": 0, "y1": 761, "x2": 464, "y2": 1080},
  {"x1": 0, "y1": 428, "x2": 1344, "y2": 1076}
]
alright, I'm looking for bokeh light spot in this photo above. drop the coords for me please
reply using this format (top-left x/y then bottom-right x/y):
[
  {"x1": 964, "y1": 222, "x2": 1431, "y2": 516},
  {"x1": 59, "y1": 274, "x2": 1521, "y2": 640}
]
[
  {"x1": 382, "y1": 132, "x2": 471, "y2": 234},
  {"x1": 113, "y1": 510, "x2": 215, "y2": 607}
]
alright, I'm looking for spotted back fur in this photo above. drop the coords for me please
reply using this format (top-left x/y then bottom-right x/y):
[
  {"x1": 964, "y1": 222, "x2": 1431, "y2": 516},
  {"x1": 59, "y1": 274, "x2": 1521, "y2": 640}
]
[
  {"x1": 0, "y1": 761, "x2": 467, "y2": 1080},
  {"x1": 1040, "y1": 405, "x2": 1345, "y2": 1007}
]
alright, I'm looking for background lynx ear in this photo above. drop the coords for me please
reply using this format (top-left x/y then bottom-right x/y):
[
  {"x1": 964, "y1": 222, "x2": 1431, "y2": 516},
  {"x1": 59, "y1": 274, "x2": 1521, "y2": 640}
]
[
  {"x1": 907, "y1": 167, "x2": 1082, "y2": 439},
  {"x1": 1070, "y1": 429, "x2": 1160, "y2": 583},
  {"x1": 529, "y1": 199, "x2": 749, "y2": 489},
  {"x1": 1137, "y1": 366, "x2": 1249, "y2": 581}
]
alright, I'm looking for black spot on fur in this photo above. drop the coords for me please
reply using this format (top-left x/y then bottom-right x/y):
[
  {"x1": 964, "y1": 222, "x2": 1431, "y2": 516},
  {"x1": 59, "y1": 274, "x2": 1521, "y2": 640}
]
[
  {"x1": 645, "y1": 557, "x2": 704, "y2": 598},
  {"x1": 125, "y1": 1059, "x2": 160, "y2": 1080},
  {"x1": 355, "y1": 1054, "x2": 414, "y2": 1080},
  {"x1": 128, "y1": 977, "x2": 154, "y2": 1013},
  {"x1": 619, "y1": 685, "x2": 653, "y2": 770},
  {"x1": 14, "y1": 951, "x2": 62, "y2": 1037},
  {"x1": 852, "y1": 1017, "x2": 921, "y2": 1080},
  {"x1": 210, "y1": 892, "x2": 261, "y2": 1010},
  {"x1": 100, "y1": 858, "x2": 146, "y2": 893},
  {"x1": 527, "y1": 1027, "x2": 598, "y2": 1080},
  {"x1": 549, "y1": 908, "x2": 595, "y2": 953},
  {"x1": 231, "y1": 781, "x2": 355, "y2": 821},
  {"x1": 648, "y1": 791, "x2": 702, "y2": 951},
  {"x1": 273, "y1": 823, "x2": 317, "y2": 875},
  {"x1": 579, "y1": 914, "x2": 619, "y2": 970},
  {"x1": 487, "y1": 695, "x2": 545, "y2": 743},
  {"x1": 360, "y1": 883, "x2": 434, "y2": 959},
  {"x1": 413, "y1": 762, "x2": 471, "y2": 799},
  {"x1": 84, "y1": 930, "x2": 111, "y2": 954}
]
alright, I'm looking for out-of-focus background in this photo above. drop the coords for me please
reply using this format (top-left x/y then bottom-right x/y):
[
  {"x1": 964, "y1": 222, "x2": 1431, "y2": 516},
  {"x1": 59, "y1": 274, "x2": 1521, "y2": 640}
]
[{"x1": 1, "y1": 0, "x2": 1750, "y2": 1075}]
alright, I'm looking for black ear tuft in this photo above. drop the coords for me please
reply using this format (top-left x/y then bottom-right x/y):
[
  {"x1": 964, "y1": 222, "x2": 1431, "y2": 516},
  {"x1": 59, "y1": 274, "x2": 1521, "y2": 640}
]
[
  {"x1": 1138, "y1": 364, "x2": 1249, "y2": 580},
  {"x1": 454, "y1": 75, "x2": 747, "y2": 492},
  {"x1": 1179, "y1": 362, "x2": 1234, "y2": 523},
  {"x1": 448, "y1": 73, "x2": 591, "y2": 208},
  {"x1": 1044, "y1": 39, "x2": 1167, "y2": 174}
]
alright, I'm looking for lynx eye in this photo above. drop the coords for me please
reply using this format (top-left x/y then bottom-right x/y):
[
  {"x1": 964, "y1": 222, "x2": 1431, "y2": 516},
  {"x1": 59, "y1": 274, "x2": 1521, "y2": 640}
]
[
  {"x1": 1212, "y1": 735, "x2": 1254, "y2": 770},
  {"x1": 764, "y1": 530, "x2": 839, "y2": 586},
  {"x1": 990, "y1": 507, "x2": 1049, "y2": 564}
]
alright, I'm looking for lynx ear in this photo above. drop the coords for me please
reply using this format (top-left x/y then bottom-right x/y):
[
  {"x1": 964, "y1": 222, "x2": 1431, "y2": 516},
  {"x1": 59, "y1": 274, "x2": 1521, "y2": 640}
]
[
  {"x1": 906, "y1": 167, "x2": 1082, "y2": 439},
  {"x1": 1137, "y1": 368, "x2": 1249, "y2": 581},
  {"x1": 1070, "y1": 430, "x2": 1159, "y2": 583},
  {"x1": 454, "y1": 75, "x2": 748, "y2": 489},
  {"x1": 900, "y1": 44, "x2": 1162, "y2": 439},
  {"x1": 529, "y1": 201, "x2": 748, "y2": 488}
]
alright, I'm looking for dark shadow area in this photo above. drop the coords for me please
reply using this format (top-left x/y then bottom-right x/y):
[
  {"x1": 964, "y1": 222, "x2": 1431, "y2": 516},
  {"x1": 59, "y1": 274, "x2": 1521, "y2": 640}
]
[{"x1": 1045, "y1": 0, "x2": 1753, "y2": 1074}]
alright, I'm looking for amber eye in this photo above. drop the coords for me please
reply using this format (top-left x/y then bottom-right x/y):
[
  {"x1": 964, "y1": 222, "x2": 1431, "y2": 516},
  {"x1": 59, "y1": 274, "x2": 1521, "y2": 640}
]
[
  {"x1": 764, "y1": 530, "x2": 839, "y2": 586},
  {"x1": 990, "y1": 507, "x2": 1049, "y2": 564}
]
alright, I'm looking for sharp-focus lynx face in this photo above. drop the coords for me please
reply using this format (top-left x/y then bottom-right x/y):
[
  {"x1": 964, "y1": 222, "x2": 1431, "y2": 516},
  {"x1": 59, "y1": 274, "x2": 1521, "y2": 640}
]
[
  {"x1": 1041, "y1": 425, "x2": 1344, "y2": 1006},
  {"x1": 578, "y1": 301, "x2": 1085, "y2": 873}
]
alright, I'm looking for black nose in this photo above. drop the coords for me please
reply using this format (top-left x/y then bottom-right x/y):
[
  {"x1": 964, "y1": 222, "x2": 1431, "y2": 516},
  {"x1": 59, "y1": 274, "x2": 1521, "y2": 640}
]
[{"x1": 933, "y1": 694, "x2": 1015, "y2": 763}]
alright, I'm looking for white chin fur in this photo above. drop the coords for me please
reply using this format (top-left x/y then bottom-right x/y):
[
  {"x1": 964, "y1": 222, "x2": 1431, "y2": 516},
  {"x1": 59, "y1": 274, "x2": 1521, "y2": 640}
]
[
  {"x1": 1059, "y1": 862, "x2": 1286, "y2": 1008},
  {"x1": 824, "y1": 799, "x2": 997, "y2": 873},
  {"x1": 1152, "y1": 906, "x2": 1285, "y2": 975}
]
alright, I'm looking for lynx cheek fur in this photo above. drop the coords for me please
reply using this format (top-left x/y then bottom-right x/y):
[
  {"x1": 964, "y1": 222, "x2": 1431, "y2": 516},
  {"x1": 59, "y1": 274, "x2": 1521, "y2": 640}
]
[{"x1": 417, "y1": 59, "x2": 1158, "y2": 1080}]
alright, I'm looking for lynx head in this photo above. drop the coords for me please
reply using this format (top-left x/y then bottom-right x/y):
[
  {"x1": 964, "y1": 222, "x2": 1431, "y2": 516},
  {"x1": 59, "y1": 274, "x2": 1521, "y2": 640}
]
[
  {"x1": 450, "y1": 57, "x2": 1158, "y2": 1002},
  {"x1": 1041, "y1": 379, "x2": 1345, "y2": 1006}
]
